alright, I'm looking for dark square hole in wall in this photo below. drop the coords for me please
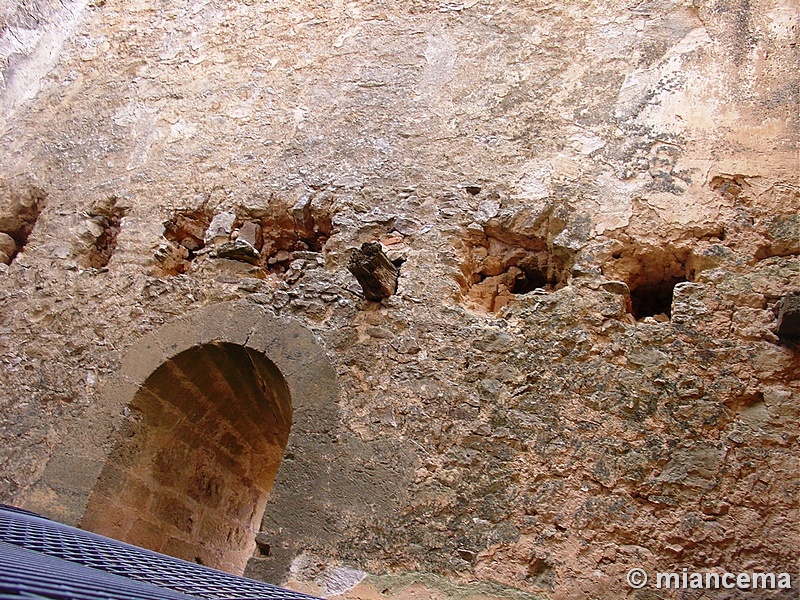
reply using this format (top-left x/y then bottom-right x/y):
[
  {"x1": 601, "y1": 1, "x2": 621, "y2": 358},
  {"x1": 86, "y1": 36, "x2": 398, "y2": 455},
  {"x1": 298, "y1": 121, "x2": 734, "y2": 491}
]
[
  {"x1": 511, "y1": 266, "x2": 553, "y2": 294},
  {"x1": 776, "y1": 292, "x2": 800, "y2": 342},
  {"x1": 630, "y1": 277, "x2": 686, "y2": 320}
]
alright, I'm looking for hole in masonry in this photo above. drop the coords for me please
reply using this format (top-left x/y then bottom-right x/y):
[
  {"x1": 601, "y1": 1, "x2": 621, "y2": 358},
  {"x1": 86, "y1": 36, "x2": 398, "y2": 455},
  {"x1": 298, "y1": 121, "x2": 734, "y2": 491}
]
[
  {"x1": 164, "y1": 210, "x2": 212, "y2": 254},
  {"x1": 511, "y1": 266, "x2": 551, "y2": 294},
  {"x1": 601, "y1": 244, "x2": 691, "y2": 322},
  {"x1": 459, "y1": 229, "x2": 569, "y2": 313},
  {"x1": 260, "y1": 228, "x2": 330, "y2": 273},
  {"x1": 156, "y1": 191, "x2": 336, "y2": 279},
  {"x1": 82, "y1": 198, "x2": 128, "y2": 269},
  {"x1": 776, "y1": 293, "x2": 800, "y2": 342},
  {"x1": 630, "y1": 277, "x2": 686, "y2": 320},
  {"x1": 0, "y1": 177, "x2": 47, "y2": 265},
  {"x1": 255, "y1": 534, "x2": 271, "y2": 557},
  {"x1": 257, "y1": 197, "x2": 333, "y2": 274},
  {"x1": 157, "y1": 209, "x2": 213, "y2": 275},
  {"x1": 206, "y1": 204, "x2": 333, "y2": 274},
  {"x1": 464, "y1": 185, "x2": 481, "y2": 195}
]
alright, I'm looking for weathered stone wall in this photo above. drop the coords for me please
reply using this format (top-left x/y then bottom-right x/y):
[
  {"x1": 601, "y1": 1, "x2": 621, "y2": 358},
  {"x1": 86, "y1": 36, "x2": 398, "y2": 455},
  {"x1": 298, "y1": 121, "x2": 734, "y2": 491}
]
[{"x1": 0, "y1": 0, "x2": 797, "y2": 598}]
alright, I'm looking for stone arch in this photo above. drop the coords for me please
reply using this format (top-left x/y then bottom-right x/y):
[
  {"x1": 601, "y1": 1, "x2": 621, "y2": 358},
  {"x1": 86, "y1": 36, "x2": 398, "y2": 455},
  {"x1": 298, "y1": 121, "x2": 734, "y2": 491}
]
[
  {"x1": 81, "y1": 342, "x2": 292, "y2": 572},
  {"x1": 63, "y1": 301, "x2": 339, "y2": 575}
]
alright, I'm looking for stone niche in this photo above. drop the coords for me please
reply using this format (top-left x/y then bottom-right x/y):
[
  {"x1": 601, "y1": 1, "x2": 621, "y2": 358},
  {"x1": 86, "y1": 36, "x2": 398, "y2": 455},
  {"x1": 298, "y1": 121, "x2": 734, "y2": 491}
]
[
  {"x1": 81, "y1": 342, "x2": 292, "y2": 574},
  {"x1": 155, "y1": 193, "x2": 334, "y2": 277}
]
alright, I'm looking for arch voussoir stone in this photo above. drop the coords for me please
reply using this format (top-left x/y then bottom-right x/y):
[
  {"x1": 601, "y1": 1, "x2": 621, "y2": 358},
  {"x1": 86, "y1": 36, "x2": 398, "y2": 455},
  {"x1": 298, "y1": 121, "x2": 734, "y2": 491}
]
[
  {"x1": 118, "y1": 332, "x2": 169, "y2": 385},
  {"x1": 151, "y1": 314, "x2": 204, "y2": 363},
  {"x1": 195, "y1": 301, "x2": 264, "y2": 348}
]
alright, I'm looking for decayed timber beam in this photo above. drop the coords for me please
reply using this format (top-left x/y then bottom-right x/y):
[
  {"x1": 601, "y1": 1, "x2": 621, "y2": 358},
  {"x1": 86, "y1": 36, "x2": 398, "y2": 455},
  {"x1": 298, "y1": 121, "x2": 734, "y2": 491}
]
[{"x1": 347, "y1": 242, "x2": 399, "y2": 302}]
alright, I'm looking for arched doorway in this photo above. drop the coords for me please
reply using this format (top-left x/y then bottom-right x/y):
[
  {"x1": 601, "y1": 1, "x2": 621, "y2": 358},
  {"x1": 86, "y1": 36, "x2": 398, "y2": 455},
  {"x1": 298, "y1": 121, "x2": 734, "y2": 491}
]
[{"x1": 81, "y1": 341, "x2": 292, "y2": 574}]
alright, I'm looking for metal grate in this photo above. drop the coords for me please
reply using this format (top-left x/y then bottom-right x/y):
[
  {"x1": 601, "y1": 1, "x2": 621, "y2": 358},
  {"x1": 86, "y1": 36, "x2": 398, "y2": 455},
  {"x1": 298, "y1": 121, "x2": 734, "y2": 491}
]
[
  {"x1": 0, "y1": 506, "x2": 321, "y2": 600},
  {"x1": 0, "y1": 542, "x2": 195, "y2": 600}
]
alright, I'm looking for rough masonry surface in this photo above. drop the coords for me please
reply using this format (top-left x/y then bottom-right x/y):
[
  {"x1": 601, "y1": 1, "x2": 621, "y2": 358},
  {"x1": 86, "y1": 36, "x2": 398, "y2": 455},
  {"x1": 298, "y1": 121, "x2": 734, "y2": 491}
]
[{"x1": 0, "y1": 0, "x2": 797, "y2": 598}]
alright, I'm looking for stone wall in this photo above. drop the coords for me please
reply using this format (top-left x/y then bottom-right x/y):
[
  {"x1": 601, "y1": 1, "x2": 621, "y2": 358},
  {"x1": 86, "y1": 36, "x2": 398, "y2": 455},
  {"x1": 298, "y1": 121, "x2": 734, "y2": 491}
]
[{"x1": 0, "y1": 0, "x2": 797, "y2": 598}]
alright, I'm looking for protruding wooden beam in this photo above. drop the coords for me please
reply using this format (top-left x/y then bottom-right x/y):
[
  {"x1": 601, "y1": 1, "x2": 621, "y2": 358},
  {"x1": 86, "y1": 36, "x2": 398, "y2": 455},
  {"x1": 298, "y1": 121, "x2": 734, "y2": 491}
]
[{"x1": 347, "y1": 242, "x2": 399, "y2": 302}]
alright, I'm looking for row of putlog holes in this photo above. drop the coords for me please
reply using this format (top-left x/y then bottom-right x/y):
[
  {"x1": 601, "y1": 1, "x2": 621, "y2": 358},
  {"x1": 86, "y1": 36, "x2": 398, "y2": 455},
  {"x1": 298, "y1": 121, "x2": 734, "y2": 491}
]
[{"x1": 459, "y1": 229, "x2": 713, "y2": 322}]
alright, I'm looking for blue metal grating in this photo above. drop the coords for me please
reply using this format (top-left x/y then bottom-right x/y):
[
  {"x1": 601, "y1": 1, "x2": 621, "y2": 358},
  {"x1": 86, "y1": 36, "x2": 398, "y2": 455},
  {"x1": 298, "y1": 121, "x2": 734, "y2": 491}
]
[
  {"x1": 0, "y1": 542, "x2": 196, "y2": 600},
  {"x1": 0, "y1": 506, "x2": 321, "y2": 600}
]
